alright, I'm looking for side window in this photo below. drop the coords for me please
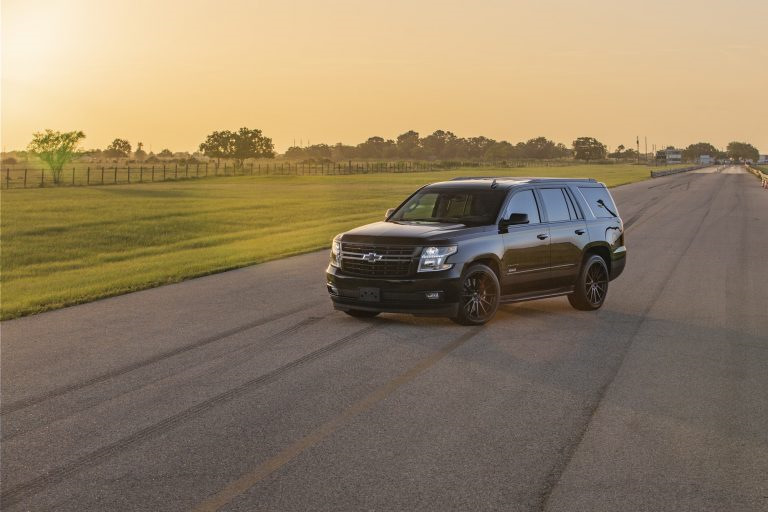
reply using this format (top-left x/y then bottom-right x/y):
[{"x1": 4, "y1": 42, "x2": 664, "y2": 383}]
[
  {"x1": 563, "y1": 189, "x2": 582, "y2": 219},
  {"x1": 504, "y1": 189, "x2": 540, "y2": 224},
  {"x1": 578, "y1": 187, "x2": 618, "y2": 219},
  {"x1": 539, "y1": 188, "x2": 571, "y2": 222}
]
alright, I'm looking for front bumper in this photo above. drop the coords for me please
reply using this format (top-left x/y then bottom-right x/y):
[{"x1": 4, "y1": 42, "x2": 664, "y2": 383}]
[{"x1": 326, "y1": 265, "x2": 462, "y2": 317}]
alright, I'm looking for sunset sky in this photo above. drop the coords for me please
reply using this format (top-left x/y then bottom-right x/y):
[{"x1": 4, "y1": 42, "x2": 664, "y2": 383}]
[{"x1": 2, "y1": 0, "x2": 767, "y2": 154}]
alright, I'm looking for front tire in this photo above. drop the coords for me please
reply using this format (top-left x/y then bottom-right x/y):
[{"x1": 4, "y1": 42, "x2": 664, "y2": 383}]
[
  {"x1": 568, "y1": 254, "x2": 609, "y2": 311},
  {"x1": 451, "y1": 264, "x2": 500, "y2": 325}
]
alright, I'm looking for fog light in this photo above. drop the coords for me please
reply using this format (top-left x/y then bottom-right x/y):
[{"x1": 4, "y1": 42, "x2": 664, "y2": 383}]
[
  {"x1": 328, "y1": 285, "x2": 339, "y2": 296},
  {"x1": 425, "y1": 291, "x2": 442, "y2": 300}
]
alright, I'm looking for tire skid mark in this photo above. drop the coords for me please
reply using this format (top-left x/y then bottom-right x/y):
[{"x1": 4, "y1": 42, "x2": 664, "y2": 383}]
[
  {"x1": 1, "y1": 314, "x2": 328, "y2": 443},
  {"x1": 191, "y1": 326, "x2": 483, "y2": 512},
  {"x1": 1, "y1": 303, "x2": 316, "y2": 416},
  {"x1": 622, "y1": 196, "x2": 659, "y2": 230},
  {"x1": 537, "y1": 178, "x2": 725, "y2": 512},
  {"x1": 0, "y1": 323, "x2": 379, "y2": 508}
]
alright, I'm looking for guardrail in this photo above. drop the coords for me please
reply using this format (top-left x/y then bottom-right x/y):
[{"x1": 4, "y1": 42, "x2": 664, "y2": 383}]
[
  {"x1": 745, "y1": 165, "x2": 768, "y2": 189},
  {"x1": 649, "y1": 165, "x2": 708, "y2": 178}
]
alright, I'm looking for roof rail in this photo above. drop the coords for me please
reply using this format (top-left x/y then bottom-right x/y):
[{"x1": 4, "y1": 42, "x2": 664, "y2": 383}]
[{"x1": 449, "y1": 176, "x2": 597, "y2": 183}]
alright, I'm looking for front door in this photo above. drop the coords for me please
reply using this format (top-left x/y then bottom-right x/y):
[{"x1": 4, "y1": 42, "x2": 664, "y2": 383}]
[{"x1": 500, "y1": 189, "x2": 550, "y2": 294}]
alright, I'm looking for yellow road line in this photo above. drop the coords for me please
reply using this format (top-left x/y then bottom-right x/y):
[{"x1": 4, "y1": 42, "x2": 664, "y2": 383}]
[{"x1": 191, "y1": 327, "x2": 481, "y2": 512}]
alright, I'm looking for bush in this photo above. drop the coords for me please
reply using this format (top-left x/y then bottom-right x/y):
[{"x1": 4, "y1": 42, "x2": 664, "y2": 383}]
[{"x1": 2, "y1": 157, "x2": 17, "y2": 165}]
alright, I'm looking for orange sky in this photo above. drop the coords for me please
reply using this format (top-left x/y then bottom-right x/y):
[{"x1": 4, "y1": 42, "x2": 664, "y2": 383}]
[{"x1": 2, "y1": 0, "x2": 767, "y2": 154}]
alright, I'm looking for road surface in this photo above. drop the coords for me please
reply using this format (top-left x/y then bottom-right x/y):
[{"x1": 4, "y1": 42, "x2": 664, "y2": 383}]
[{"x1": 2, "y1": 166, "x2": 767, "y2": 511}]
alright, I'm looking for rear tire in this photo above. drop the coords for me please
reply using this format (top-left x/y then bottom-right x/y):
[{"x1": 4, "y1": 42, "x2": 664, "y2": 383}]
[
  {"x1": 568, "y1": 254, "x2": 609, "y2": 311},
  {"x1": 344, "y1": 309, "x2": 380, "y2": 318},
  {"x1": 451, "y1": 264, "x2": 500, "y2": 325}
]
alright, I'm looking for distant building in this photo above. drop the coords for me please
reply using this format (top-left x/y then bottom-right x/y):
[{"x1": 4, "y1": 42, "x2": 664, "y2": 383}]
[
  {"x1": 658, "y1": 147, "x2": 682, "y2": 164},
  {"x1": 698, "y1": 155, "x2": 713, "y2": 165},
  {"x1": 758, "y1": 155, "x2": 768, "y2": 164}
]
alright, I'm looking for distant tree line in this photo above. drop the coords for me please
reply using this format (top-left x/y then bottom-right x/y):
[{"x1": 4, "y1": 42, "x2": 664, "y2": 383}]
[
  {"x1": 283, "y1": 131, "x2": 582, "y2": 162},
  {"x1": 9, "y1": 129, "x2": 763, "y2": 185}
]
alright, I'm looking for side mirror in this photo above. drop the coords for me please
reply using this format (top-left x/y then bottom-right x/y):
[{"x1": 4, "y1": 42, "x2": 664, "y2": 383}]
[
  {"x1": 385, "y1": 208, "x2": 396, "y2": 220},
  {"x1": 507, "y1": 213, "x2": 529, "y2": 225},
  {"x1": 499, "y1": 213, "x2": 529, "y2": 232}
]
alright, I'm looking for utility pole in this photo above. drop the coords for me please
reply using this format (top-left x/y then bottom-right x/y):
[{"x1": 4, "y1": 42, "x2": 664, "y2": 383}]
[
  {"x1": 636, "y1": 136, "x2": 640, "y2": 164},
  {"x1": 644, "y1": 136, "x2": 648, "y2": 162}
]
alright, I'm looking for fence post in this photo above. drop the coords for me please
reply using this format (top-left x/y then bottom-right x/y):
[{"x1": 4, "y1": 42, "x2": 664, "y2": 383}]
[
  {"x1": 41, "y1": 169, "x2": 45, "y2": 187},
  {"x1": 87, "y1": 167, "x2": 90, "y2": 185},
  {"x1": 196, "y1": 163, "x2": 199, "y2": 177},
  {"x1": 175, "y1": 163, "x2": 178, "y2": 179},
  {"x1": 114, "y1": 167, "x2": 117, "y2": 183},
  {"x1": 24, "y1": 168, "x2": 28, "y2": 188},
  {"x1": 185, "y1": 163, "x2": 189, "y2": 178},
  {"x1": 152, "y1": 165, "x2": 155, "y2": 181},
  {"x1": 163, "y1": 165, "x2": 166, "y2": 180},
  {"x1": 5, "y1": 168, "x2": 9, "y2": 189},
  {"x1": 205, "y1": 162, "x2": 208, "y2": 176},
  {"x1": 128, "y1": 165, "x2": 131, "y2": 183},
  {"x1": 72, "y1": 167, "x2": 76, "y2": 185},
  {"x1": 101, "y1": 167, "x2": 105, "y2": 184},
  {"x1": 140, "y1": 166, "x2": 143, "y2": 182}
]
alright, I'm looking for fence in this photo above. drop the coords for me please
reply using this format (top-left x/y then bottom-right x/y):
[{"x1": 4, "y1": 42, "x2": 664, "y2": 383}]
[
  {"x1": 649, "y1": 164, "x2": 709, "y2": 178},
  {"x1": 746, "y1": 165, "x2": 768, "y2": 189},
  {"x1": 0, "y1": 159, "x2": 581, "y2": 189}
]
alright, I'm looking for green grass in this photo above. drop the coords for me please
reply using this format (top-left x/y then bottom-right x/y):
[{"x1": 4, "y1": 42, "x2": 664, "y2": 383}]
[{"x1": 1, "y1": 164, "x2": 653, "y2": 319}]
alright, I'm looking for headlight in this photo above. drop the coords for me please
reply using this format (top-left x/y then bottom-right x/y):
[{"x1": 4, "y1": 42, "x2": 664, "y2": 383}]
[
  {"x1": 418, "y1": 245, "x2": 457, "y2": 272},
  {"x1": 330, "y1": 236, "x2": 342, "y2": 268}
]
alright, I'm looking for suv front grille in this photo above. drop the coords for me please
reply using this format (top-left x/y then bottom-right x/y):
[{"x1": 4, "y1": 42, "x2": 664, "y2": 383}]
[{"x1": 340, "y1": 243, "x2": 417, "y2": 277}]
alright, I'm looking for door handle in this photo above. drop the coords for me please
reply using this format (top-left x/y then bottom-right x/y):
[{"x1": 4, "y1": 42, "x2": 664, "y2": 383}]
[
  {"x1": 537, "y1": 233, "x2": 549, "y2": 240},
  {"x1": 575, "y1": 229, "x2": 585, "y2": 235}
]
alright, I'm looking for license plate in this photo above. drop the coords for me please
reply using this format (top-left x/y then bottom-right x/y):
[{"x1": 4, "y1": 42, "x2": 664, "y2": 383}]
[{"x1": 358, "y1": 287, "x2": 380, "y2": 302}]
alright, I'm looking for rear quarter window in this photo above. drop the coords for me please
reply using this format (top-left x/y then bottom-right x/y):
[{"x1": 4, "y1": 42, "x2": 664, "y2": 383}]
[{"x1": 578, "y1": 186, "x2": 619, "y2": 219}]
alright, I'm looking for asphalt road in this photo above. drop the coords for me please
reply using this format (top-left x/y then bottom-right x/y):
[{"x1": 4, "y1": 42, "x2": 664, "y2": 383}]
[{"x1": 2, "y1": 166, "x2": 767, "y2": 511}]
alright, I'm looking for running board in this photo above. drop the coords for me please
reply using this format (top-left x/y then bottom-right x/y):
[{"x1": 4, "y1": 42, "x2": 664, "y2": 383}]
[{"x1": 499, "y1": 287, "x2": 574, "y2": 304}]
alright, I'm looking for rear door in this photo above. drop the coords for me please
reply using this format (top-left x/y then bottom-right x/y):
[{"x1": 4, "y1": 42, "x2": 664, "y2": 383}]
[
  {"x1": 500, "y1": 188, "x2": 551, "y2": 294},
  {"x1": 536, "y1": 187, "x2": 588, "y2": 288}
]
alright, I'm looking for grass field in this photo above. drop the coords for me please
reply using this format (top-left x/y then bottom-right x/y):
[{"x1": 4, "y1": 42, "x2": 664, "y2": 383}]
[{"x1": 2, "y1": 164, "x2": 655, "y2": 319}]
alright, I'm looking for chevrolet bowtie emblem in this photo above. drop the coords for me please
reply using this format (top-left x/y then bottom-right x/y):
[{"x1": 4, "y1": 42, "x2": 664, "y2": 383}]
[{"x1": 362, "y1": 252, "x2": 384, "y2": 262}]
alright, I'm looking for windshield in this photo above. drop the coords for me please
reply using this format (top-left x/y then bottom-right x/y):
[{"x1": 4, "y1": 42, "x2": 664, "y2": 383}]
[{"x1": 390, "y1": 187, "x2": 507, "y2": 226}]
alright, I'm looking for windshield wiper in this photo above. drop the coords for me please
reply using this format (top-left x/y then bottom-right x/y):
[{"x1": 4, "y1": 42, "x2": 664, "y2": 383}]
[{"x1": 596, "y1": 199, "x2": 617, "y2": 217}]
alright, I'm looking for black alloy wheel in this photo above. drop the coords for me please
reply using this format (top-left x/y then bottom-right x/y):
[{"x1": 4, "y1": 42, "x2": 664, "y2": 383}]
[
  {"x1": 452, "y1": 264, "x2": 500, "y2": 325},
  {"x1": 568, "y1": 254, "x2": 609, "y2": 311}
]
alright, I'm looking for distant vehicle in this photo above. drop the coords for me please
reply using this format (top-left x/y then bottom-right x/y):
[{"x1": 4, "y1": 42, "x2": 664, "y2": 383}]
[{"x1": 326, "y1": 177, "x2": 626, "y2": 325}]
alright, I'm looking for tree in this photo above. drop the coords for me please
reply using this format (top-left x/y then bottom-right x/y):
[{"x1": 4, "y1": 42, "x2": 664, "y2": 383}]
[
  {"x1": 572, "y1": 137, "x2": 606, "y2": 162},
  {"x1": 726, "y1": 141, "x2": 759, "y2": 162},
  {"x1": 396, "y1": 130, "x2": 421, "y2": 159},
  {"x1": 105, "y1": 138, "x2": 131, "y2": 158},
  {"x1": 683, "y1": 142, "x2": 719, "y2": 162},
  {"x1": 158, "y1": 149, "x2": 173, "y2": 158},
  {"x1": 199, "y1": 130, "x2": 234, "y2": 166},
  {"x1": 134, "y1": 142, "x2": 147, "y2": 161},
  {"x1": 421, "y1": 130, "x2": 458, "y2": 159},
  {"x1": 199, "y1": 127, "x2": 275, "y2": 167},
  {"x1": 27, "y1": 129, "x2": 86, "y2": 183}
]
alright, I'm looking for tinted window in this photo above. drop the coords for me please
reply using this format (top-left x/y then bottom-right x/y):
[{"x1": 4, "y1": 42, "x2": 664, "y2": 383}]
[
  {"x1": 563, "y1": 189, "x2": 581, "y2": 219},
  {"x1": 504, "y1": 189, "x2": 540, "y2": 224},
  {"x1": 578, "y1": 187, "x2": 618, "y2": 219},
  {"x1": 539, "y1": 188, "x2": 571, "y2": 222},
  {"x1": 391, "y1": 188, "x2": 507, "y2": 226}
]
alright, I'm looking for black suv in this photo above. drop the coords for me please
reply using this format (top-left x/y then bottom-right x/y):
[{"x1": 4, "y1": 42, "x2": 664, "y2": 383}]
[{"x1": 326, "y1": 177, "x2": 626, "y2": 325}]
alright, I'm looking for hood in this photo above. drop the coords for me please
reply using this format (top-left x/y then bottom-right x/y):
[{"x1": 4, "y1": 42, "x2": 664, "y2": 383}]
[{"x1": 340, "y1": 221, "x2": 492, "y2": 245}]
